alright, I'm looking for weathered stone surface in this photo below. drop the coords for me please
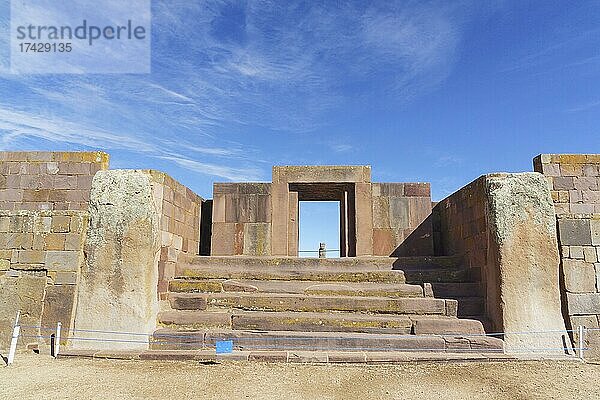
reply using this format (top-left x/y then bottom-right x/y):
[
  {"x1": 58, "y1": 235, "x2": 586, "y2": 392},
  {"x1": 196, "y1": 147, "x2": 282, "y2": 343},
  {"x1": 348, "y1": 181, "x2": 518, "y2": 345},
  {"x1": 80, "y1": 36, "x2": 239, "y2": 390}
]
[
  {"x1": 44, "y1": 250, "x2": 80, "y2": 271},
  {"x1": 567, "y1": 293, "x2": 600, "y2": 315},
  {"x1": 210, "y1": 222, "x2": 236, "y2": 256},
  {"x1": 591, "y1": 219, "x2": 600, "y2": 246},
  {"x1": 169, "y1": 294, "x2": 208, "y2": 310},
  {"x1": 355, "y1": 183, "x2": 373, "y2": 256},
  {"x1": 272, "y1": 166, "x2": 371, "y2": 184},
  {"x1": 412, "y1": 317, "x2": 484, "y2": 335},
  {"x1": 158, "y1": 310, "x2": 230, "y2": 329},
  {"x1": 485, "y1": 173, "x2": 568, "y2": 352},
  {"x1": 72, "y1": 170, "x2": 160, "y2": 350},
  {"x1": 563, "y1": 259, "x2": 597, "y2": 293},
  {"x1": 243, "y1": 223, "x2": 271, "y2": 256},
  {"x1": 231, "y1": 311, "x2": 413, "y2": 334},
  {"x1": 248, "y1": 351, "x2": 288, "y2": 362},
  {"x1": 202, "y1": 330, "x2": 447, "y2": 352},
  {"x1": 173, "y1": 278, "x2": 424, "y2": 298},
  {"x1": 478, "y1": 173, "x2": 568, "y2": 353},
  {"x1": 41, "y1": 284, "x2": 76, "y2": 345},
  {"x1": 584, "y1": 246, "x2": 598, "y2": 263},
  {"x1": 558, "y1": 219, "x2": 592, "y2": 246},
  {"x1": 0, "y1": 272, "x2": 46, "y2": 349},
  {"x1": 172, "y1": 292, "x2": 447, "y2": 315}
]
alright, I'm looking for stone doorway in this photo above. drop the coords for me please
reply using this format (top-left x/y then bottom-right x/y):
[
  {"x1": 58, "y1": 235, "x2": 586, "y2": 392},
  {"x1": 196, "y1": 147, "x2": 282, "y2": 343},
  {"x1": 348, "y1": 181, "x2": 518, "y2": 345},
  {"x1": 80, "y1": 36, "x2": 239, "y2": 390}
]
[{"x1": 291, "y1": 183, "x2": 356, "y2": 257}]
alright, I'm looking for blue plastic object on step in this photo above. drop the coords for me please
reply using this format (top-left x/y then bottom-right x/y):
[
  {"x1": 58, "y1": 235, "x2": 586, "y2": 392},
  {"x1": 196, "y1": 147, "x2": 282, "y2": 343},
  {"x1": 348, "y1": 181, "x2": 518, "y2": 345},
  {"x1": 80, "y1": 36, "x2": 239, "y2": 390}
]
[{"x1": 215, "y1": 340, "x2": 233, "y2": 354}]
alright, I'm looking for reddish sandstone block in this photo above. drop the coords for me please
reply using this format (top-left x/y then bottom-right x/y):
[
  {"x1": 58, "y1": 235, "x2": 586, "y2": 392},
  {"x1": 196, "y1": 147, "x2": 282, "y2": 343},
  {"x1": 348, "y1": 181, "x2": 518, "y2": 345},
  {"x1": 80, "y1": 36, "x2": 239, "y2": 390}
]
[
  {"x1": 53, "y1": 175, "x2": 78, "y2": 190},
  {"x1": 404, "y1": 183, "x2": 431, "y2": 197},
  {"x1": 373, "y1": 229, "x2": 396, "y2": 256}
]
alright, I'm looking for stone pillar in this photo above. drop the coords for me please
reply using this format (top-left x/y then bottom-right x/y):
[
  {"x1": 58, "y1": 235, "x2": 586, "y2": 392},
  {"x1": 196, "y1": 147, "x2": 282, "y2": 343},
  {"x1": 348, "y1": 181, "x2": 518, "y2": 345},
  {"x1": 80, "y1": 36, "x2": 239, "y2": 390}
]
[
  {"x1": 484, "y1": 173, "x2": 569, "y2": 353},
  {"x1": 355, "y1": 183, "x2": 373, "y2": 256},
  {"x1": 72, "y1": 170, "x2": 160, "y2": 350},
  {"x1": 270, "y1": 183, "x2": 289, "y2": 256},
  {"x1": 288, "y1": 191, "x2": 298, "y2": 256}
]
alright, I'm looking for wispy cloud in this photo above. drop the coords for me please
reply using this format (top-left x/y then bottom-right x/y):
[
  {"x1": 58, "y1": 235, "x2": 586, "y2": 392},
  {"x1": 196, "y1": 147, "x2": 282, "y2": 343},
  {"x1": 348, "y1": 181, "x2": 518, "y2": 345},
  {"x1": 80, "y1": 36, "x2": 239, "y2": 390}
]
[
  {"x1": 330, "y1": 144, "x2": 353, "y2": 153},
  {"x1": 500, "y1": 27, "x2": 600, "y2": 74},
  {"x1": 565, "y1": 100, "x2": 600, "y2": 113},
  {"x1": 0, "y1": 0, "x2": 475, "y2": 183},
  {"x1": 158, "y1": 154, "x2": 264, "y2": 181}
]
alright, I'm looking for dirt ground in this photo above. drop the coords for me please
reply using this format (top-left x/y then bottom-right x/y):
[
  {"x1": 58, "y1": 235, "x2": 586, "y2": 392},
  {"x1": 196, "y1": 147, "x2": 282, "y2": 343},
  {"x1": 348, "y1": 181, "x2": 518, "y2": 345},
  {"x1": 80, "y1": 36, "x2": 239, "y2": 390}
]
[{"x1": 1, "y1": 354, "x2": 599, "y2": 400}]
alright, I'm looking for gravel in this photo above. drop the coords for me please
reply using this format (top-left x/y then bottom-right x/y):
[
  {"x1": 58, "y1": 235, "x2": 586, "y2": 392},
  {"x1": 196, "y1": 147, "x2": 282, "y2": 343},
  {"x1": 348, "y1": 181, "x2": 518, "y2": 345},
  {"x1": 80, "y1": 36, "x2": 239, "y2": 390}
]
[{"x1": 1, "y1": 354, "x2": 598, "y2": 399}]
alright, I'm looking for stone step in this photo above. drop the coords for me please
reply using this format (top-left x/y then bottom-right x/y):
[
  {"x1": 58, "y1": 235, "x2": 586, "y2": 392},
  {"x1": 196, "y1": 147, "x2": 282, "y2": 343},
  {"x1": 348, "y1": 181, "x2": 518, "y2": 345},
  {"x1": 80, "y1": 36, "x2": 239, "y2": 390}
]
[
  {"x1": 180, "y1": 255, "x2": 463, "y2": 270},
  {"x1": 168, "y1": 292, "x2": 456, "y2": 316},
  {"x1": 402, "y1": 267, "x2": 480, "y2": 284},
  {"x1": 169, "y1": 279, "x2": 425, "y2": 298},
  {"x1": 151, "y1": 328, "x2": 504, "y2": 353},
  {"x1": 59, "y1": 349, "x2": 519, "y2": 363},
  {"x1": 158, "y1": 310, "x2": 485, "y2": 335},
  {"x1": 177, "y1": 266, "x2": 408, "y2": 283},
  {"x1": 177, "y1": 266, "x2": 477, "y2": 284}
]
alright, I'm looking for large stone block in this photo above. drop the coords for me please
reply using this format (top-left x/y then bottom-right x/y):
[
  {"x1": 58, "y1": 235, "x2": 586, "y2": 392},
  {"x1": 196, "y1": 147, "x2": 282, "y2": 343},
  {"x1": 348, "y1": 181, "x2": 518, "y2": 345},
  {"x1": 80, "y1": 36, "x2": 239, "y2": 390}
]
[
  {"x1": 273, "y1": 165, "x2": 371, "y2": 184},
  {"x1": 243, "y1": 223, "x2": 271, "y2": 256},
  {"x1": 388, "y1": 197, "x2": 409, "y2": 229},
  {"x1": 72, "y1": 170, "x2": 160, "y2": 350},
  {"x1": 41, "y1": 284, "x2": 76, "y2": 345},
  {"x1": 44, "y1": 250, "x2": 80, "y2": 271},
  {"x1": 354, "y1": 183, "x2": 373, "y2": 256},
  {"x1": 591, "y1": 219, "x2": 600, "y2": 246},
  {"x1": 558, "y1": 219, "x2": 592, "y2": 246},
  {"x1": 270, "y1": 183, "x2": 289, "y2": 256},
  {"x1": 483, "y1": 173, "x2": 569, "y2": 353},
  {"x1": 372, "y1": 229, "x2": 395, "y2": 256},
  {"x1": 210, "y1": 222, "x2": 235, "y2": 256},
  {"x1": 563, "y1": 259, "x2": 596, "y2": 293},
  {"x1": 372, "y1": 196, "x2": 390, "y2": 229},
  {"x1": 567, "y1": 292, "x2": 600, "y2": 315},
  {"x1": 0, "y1": 272, "x2": 46, "y2": 350}
]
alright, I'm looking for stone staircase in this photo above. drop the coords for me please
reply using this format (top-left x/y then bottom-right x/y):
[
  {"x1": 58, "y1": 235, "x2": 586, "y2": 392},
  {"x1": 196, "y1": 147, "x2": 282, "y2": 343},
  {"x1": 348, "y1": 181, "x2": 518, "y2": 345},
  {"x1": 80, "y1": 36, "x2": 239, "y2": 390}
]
[{"x1": 152, "y1": 256, "x2": 502, "y2": 354}]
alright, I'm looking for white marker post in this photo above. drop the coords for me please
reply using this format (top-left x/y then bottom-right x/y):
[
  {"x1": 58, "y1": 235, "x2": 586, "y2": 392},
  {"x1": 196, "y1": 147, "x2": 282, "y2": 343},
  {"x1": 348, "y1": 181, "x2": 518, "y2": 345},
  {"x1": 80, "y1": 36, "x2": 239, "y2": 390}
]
[
  {"x1": 7, "y1": 311, "x2": 21, "y2": 366},
  {"x1": 578, "y1": 325, "x2": 585, "y2": 361},
  {"x1": 54, "y1": 322, "x2": 62, "y2": 358}
]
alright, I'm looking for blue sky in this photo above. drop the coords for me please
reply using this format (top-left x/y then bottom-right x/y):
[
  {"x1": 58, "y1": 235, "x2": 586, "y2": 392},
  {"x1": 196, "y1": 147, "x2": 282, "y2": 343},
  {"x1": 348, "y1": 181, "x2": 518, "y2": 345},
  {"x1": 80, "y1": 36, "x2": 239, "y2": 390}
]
[{"x1": 0, "y1": 0, "x2": 599, "y2": 206}]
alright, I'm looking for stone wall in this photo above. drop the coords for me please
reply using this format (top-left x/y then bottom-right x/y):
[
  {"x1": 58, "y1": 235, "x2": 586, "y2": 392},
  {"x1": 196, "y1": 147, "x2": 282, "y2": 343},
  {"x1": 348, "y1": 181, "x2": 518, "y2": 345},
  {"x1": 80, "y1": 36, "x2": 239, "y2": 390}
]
[
  {"x1": 211, "y1": 172, "x2": 433, "y2": 257},
  {"x1": 147, "y1": 171, "x2": 203, "y2": 298},
  {"x1": 433, "y1": 177, "x2": 487, "y2": 267},
  {"x1": 433, "y1": 173, "x2": 569, "y2": 353},
  {"x1": 557, "y1": 214, "x2": 600, "y2": 355},
  {"x1": 211, "y1": 183, "x2": 272, "y2": 256},
  {"x1": 534, "y1": 154, "x2": 600, "y2": 214},
  {"x1": 372, "y1": 183, "x2": 433, "y2": 256},
  {"x1": 0, "y1": 210, "x2": 87, "y2": 351},
  {"x1": 534, "y1": 154, "x2": 600, "y2": 356},
  {"x1": 0, "y1": 151, "x2": 109, "y2": 211}
]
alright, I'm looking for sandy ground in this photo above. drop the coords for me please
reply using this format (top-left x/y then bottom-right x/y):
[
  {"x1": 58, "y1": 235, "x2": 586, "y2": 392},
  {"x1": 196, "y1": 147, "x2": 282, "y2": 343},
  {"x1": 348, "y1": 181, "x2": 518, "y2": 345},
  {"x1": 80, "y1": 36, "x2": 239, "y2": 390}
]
[{"x1": 1, "y1": 354, "x2": 599, "y2": 400}]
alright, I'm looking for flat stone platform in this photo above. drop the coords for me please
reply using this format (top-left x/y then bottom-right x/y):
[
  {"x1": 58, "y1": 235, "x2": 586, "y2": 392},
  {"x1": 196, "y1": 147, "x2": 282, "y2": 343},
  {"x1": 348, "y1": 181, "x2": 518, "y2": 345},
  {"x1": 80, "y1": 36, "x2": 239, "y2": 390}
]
[{"x1": 57, "y1": 349, "x2": 578, "y2": 364}]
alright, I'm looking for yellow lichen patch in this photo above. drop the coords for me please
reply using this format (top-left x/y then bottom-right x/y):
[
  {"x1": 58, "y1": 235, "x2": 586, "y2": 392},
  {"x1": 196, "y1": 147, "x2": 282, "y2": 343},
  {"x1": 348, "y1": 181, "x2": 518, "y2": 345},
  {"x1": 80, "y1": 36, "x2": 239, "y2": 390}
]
[{"x1": 169, "y1": 280, "x2": 223, "y2": 293}]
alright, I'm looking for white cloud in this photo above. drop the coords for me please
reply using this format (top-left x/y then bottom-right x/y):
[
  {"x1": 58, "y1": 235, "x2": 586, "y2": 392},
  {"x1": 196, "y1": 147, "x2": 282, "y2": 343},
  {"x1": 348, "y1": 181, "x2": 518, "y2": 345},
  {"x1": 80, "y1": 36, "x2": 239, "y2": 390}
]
[{"x1": 0, "y1": 1, "x2": 476, "y2": 180}]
